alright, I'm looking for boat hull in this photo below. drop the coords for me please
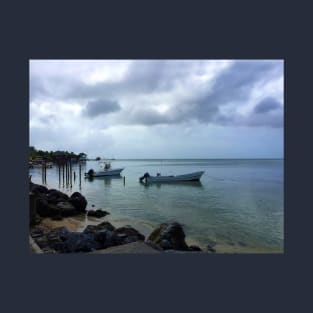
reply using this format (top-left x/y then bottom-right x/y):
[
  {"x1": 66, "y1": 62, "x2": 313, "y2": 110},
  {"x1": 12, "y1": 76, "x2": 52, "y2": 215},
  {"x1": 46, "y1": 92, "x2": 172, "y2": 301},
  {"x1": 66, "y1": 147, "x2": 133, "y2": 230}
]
[
  {"x1": 145, "y1": 171, "x2": 204, "y2": 183},
  {"x1": 85, "y1": 168, "x2": 124, "y2": 177}
]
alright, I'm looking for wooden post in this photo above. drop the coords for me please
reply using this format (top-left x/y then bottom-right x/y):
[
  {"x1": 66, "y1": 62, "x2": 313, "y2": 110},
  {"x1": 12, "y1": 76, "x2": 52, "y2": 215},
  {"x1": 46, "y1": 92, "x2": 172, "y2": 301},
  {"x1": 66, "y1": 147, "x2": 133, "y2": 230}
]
[
  {"x1": 65, "y1": 160, "x2": 67, "y2": 186},
  {"x1": 44, "y1": 161, "x2": 47, "y2": 184},
  {"x1": 70, "y1": 159, "x2": 72, "y2": 188},
  {"x1": 58, "y1": 164, "x2": 61, "y2": 187},
  {"x1": 62, "y1": 163, "x2": 65, "y2": 187},
  {"x1": 79, "y1": 162, "x2": 81, "y2": 189},
  {"x1": 41, "y1": 163, "x2": 44, "y2": 184}
]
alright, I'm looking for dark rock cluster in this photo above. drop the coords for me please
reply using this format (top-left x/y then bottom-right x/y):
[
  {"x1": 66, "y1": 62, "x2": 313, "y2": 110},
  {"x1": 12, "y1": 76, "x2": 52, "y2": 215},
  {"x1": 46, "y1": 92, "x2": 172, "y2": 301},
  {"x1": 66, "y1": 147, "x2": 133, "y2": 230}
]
[
  {"x1": 29, "y1": 182, "x2": 87, "y2": 221},
  {"x1": 29, "y1": 183, "x2": 215, "y2": 253},
  {"x1": 31, "y1": 221, "x2": 145, "y2": 253},
  {"x1": 146, "y1": 222, "x2": 204, "y2": 252}
]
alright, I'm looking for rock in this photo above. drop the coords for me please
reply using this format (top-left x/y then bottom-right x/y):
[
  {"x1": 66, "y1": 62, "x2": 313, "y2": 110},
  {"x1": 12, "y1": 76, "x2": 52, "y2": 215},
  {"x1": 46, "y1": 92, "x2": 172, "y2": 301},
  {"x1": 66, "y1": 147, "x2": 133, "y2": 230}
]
[
  {"x1": 114, "y1": 226, "x2": 145, "y2": 244},
  {"x1": 69, "y1": 192, "x2": 87, "y2": 212},
  {"x1": 30, "y1": 183, "x2": 49, "y2": 194},
  {"x1": 160, "y1": 239, "x2": 172, "y2": 250},
  {"x1": 189, "y1": 245, "x2": 202, "y2": 251},
  {"x1": 34, "y1": 236, "x2": 50, "y2": 250},
  {"x1": 46, "y1": 189, "x2": 69, "y2": 204},
  {"x1": 59, "y1": 232, "x2": 102, "y2": 252},
  {"x1": 94, "y1": 230, "x2": 123, "y2": 247},
  {"x1": 83, "y1": 221, "x2": 115, "y2": 233},
  {"x1": 44, "y1": 225, "x2": 125, "y2": 252},
  {"x1": 46, "y1": 226, "x2": 69, "y2": 241},
  {"x1": 45, "y1": 227, "x2": 87, "y2": 252},
  {"x1": 84, "y1": 224, "x2": 145, "y2": 248},
  {"x1": 56, "y1": 201, "x2": 77, "y2": 217},
  {"x1": 87, "y1": 209, "x2": 110, "y2": 218},
  {"x1": 35, "y1": 196, "x2": 52, "y2": 217},
  {"x1": 35, "y1": 195, "x2": 80, "y2": 218},
  {"x1": 30, "y1": 228, "x2": 45, "y2": 238},
  {"x1": 47, "y1": 203, "x2": 62, "y2": 217},
  {"x1": 147, "y1": 222, "x2": 189, "y2": 251}
]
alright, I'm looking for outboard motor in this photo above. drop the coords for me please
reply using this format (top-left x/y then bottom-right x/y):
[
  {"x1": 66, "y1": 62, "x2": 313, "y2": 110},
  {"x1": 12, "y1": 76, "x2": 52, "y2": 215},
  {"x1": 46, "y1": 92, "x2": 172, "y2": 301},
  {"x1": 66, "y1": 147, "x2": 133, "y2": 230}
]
[
  {"x1": 139, "y1": 172, "x2": 150, "y2": 183},
  {"x1": 87, "y1": 169, "x2": 95, "y2": 177}
]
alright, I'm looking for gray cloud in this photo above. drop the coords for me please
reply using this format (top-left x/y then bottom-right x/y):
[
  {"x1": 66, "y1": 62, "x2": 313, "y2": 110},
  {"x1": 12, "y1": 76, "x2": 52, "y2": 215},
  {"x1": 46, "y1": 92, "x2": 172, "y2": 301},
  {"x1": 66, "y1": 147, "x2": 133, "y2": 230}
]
[
  {"x1": 212, "y1": 97, "x2": 283, "y2": 128},
  {"x1": 83, "y1": 99, "x2": 121, "y2": 118},
  {"x1": 30, "y1": 60, "x2": 205, "y2": 102},
  {"x1": 187, "y1": 60, "x2": 283, "y2": 123},
  {"x1": 30, "y1": 60, "x2": 284, "y2": 128},
  {"x1": 249, "y1": 97, "x2": 283, "y2": 128},
  {"x1": 254, "y1": 97, "x2": 281, "y2": 114},
  {"x1": 131, "y1": 60, "x2": 284, "y2": 128}
]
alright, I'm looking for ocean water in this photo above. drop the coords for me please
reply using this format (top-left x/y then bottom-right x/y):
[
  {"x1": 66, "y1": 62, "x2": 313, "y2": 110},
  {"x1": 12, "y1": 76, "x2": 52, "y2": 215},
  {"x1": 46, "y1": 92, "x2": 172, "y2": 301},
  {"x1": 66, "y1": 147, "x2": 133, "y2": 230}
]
[{"x1": 29, "y1": 159, "x2": 284, "y2": 253}]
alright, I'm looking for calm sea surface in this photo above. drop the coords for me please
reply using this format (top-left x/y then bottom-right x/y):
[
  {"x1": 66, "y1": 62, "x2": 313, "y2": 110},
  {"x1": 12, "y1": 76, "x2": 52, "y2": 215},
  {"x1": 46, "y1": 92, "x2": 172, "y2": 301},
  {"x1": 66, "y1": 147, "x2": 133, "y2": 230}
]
[{"x1": 30, "y1": 159, "x2": 284, "y2": 253}]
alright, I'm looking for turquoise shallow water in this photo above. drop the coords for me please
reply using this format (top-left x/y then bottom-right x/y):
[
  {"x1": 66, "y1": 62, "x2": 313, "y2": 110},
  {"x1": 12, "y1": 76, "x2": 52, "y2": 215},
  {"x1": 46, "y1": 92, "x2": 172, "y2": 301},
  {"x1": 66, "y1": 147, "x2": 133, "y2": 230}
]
[{"x1": 30, "y1": 159, "x2": 284, "y2": 253}]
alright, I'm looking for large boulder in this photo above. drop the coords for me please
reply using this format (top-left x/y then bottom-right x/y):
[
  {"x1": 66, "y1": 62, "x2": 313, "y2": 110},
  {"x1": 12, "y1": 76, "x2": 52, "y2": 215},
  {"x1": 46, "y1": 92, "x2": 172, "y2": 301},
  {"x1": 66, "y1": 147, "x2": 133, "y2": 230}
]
[
  {"x1": 56, "y1": 201, "x2": 77, "y2": 217},
  {"x1": 94, "y1": 230, "x2": 124, "y2": 248},
  {"x1": 83, "y1": 223, "x2": 144, "y2": 248},
  {"x1": 147, "y1": 222, "x2": 189, "y2": 251},
  {"x1": 83, "y1": 221, "x2": 115, "y2": 233},
  {"x1": 69, "y1": 192, "x2": 87, "y2": 212},
  {"x1": 45, "y1": 227, "x2": 102, "y2": 252},
  {"x1": 46, "y1": 189, "x2": 69, "y2": 204},
  {"x1": 35, "y1": 196, "x2": 79, "y2": 218},
  {"x1": 59, "y1": 232, "x2": 102, "y2": 252},
  {"x1": 44, "y1": 224, "x2": 126, "y2": 252},
  {"x1": 32, "y1": 221, "x2": 148, "y2": 253},
  {"x1": 114, "y1": 226, "x2": 145, "y2": 244},
  {"x1": 35, "y1": 195, "x2": 52, "y2": 217},
  {"x1": 29, "y1": 185, "x2": 88, "y2": 218},
  {"x1": 30, "y1": 183, "x2": 49, "y2": 195}
]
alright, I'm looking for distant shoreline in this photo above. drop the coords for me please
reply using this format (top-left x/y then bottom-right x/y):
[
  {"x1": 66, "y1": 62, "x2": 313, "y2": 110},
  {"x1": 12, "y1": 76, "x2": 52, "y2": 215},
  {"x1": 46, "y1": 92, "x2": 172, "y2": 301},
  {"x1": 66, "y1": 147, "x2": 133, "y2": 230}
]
[{"x1": 110, "y1": 158, "x2": 284, "y2": 161}]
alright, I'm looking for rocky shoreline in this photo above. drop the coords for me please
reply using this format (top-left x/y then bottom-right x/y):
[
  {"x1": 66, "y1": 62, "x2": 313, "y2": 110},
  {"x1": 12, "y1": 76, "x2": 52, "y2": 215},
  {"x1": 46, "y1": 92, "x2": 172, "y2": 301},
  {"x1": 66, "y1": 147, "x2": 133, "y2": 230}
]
[{"x1": 29, "y1": 181, "x2": 216, "y2": 254}]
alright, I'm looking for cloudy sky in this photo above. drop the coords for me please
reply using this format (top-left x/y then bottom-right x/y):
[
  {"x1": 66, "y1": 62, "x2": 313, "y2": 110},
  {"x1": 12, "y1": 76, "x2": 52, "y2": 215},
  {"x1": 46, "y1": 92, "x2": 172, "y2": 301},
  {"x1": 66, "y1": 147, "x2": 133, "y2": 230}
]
[{"x1": 29, "y1": 60, "x2": 284, "y2": 159}]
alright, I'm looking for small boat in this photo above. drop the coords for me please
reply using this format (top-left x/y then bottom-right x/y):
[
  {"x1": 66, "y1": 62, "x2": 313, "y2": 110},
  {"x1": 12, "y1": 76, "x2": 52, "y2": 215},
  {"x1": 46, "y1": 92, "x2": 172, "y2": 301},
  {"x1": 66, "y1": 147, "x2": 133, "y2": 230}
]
[
  {"x1": 139, "y1": 171, "x2": 205, "y2": 183},
  {"x1": 85, "y1": 161, "x2": 124, "y2": 178}
]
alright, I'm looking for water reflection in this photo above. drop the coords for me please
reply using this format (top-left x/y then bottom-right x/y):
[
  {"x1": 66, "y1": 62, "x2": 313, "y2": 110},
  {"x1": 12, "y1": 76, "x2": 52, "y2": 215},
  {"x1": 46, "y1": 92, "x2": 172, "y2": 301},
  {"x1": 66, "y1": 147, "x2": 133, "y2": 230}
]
[
  {"x1": 139, "y1": 181, "x2": 203, "y2": 189},
  {"x1": 85, "y1": 175, "x2": 123, "y2": 185}
]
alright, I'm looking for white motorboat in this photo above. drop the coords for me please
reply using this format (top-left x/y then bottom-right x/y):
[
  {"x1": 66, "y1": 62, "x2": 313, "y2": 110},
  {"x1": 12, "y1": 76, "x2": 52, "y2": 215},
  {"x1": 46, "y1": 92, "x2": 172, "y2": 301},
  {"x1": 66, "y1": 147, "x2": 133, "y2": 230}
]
[
  {"x1": 139, "y1": 171, "x2": 205, "y2": 183},
  {"x1": 85, "y1": 161, "x2": 124, "y2": 177}
]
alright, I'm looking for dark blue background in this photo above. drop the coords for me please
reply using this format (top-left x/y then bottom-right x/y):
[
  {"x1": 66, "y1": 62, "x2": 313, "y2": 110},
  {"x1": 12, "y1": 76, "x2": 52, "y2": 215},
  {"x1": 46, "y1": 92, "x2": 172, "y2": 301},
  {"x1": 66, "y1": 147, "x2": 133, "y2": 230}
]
[{"x1": 0, "y1": 1, "x2": 311, "y2": 312}]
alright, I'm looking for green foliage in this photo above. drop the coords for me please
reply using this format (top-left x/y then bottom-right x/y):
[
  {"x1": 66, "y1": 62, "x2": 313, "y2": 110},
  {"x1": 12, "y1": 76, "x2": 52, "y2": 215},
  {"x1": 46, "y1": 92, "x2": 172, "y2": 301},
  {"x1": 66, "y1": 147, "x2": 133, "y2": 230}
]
[{"x1": 29, "y1": 147, "x2": 87, "y2": 161}]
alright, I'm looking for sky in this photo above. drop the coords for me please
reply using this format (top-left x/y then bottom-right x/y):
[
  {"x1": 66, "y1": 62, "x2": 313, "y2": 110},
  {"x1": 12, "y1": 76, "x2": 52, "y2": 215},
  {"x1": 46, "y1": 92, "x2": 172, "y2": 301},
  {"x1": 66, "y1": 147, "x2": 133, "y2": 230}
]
[{"x1": 29, "y1": 60, "x2": 284, "y2": 159}]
